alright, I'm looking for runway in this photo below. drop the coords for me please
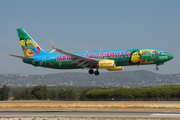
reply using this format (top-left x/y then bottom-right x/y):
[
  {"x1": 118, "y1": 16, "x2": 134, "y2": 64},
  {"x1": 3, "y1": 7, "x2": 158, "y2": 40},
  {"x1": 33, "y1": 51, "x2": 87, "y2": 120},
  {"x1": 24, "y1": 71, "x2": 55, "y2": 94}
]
[{"x1": 0, "y1": 111, "x2": 180, "y2": 118}]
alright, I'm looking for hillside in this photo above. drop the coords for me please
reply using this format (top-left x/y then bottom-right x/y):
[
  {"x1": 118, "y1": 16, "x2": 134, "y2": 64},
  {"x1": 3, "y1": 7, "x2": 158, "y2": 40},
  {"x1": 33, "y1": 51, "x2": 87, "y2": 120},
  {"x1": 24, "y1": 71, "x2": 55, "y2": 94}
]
[{"x1": 0, "y1": 70, "x2": 180, "y2": 87}]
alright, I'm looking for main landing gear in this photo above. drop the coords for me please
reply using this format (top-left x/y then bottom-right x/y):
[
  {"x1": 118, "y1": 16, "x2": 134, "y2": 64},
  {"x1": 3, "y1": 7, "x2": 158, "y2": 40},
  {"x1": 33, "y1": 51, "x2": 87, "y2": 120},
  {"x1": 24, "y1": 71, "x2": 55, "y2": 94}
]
[
  {"x1": 155, "y1": 66, "x2": 159, "y2": 71},
  {"x1": 88, "y1": 69, "x2": 99, "y2": 76},
  {"x1": 88, "y1": 69, "x2": 94, "y2": 74}
]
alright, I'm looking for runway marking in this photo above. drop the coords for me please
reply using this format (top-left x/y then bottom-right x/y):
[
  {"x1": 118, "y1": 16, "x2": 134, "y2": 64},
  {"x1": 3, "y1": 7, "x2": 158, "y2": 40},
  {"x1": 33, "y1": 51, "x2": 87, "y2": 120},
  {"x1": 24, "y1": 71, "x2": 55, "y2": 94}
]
[{"x1": 150, "y1": 114, "x2": 180, "y2": 118}]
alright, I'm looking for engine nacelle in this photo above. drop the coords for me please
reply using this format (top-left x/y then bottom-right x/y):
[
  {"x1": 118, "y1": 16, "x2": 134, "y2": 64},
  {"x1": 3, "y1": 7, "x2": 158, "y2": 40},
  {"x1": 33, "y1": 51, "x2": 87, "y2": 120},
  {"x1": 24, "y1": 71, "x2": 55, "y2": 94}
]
[
  {"x1": 98, "y1": 60, "x2": 116, "y2": 69},
  {"x1": 107, "y1": 66, "x2": 124, "y2": 71}
]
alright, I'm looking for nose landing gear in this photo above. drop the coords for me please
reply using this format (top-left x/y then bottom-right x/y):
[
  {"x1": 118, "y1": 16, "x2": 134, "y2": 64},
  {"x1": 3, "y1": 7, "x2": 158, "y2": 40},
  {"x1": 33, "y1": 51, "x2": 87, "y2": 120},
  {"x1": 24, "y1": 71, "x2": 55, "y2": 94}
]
[{"x1": 155, "y1": 66, "x2": 159, "y2": 71}]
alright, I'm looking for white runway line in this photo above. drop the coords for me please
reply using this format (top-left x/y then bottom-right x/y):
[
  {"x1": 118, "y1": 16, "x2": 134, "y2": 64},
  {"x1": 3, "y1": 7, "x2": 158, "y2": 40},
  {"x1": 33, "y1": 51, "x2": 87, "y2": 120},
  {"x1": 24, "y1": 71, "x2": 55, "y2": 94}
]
[{"x1": 150, "y1": 114, "x2": 180, "y2": 118}]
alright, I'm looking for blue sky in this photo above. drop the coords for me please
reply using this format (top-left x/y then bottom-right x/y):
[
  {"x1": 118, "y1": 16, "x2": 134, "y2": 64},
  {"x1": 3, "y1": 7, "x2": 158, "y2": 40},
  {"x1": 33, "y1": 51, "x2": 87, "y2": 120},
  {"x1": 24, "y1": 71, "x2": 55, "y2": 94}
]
[{"x1": 0, "y1": 0, "x2": 179, "y2": 75}]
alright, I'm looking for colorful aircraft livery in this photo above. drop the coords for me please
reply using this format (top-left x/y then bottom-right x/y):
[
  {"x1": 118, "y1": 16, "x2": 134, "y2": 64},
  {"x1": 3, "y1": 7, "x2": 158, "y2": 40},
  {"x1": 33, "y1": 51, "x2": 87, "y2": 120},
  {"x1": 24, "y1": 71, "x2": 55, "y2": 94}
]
[{"x1": 9, "y1": 28, "x2": 174, "y2": 76}]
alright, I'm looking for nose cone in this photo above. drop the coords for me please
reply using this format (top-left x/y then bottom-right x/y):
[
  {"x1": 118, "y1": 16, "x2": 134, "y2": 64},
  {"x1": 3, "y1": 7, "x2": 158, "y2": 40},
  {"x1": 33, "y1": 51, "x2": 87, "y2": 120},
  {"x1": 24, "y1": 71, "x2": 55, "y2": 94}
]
[{"x1": 168, "y1": 54, "x2": 174, "y2": 60}]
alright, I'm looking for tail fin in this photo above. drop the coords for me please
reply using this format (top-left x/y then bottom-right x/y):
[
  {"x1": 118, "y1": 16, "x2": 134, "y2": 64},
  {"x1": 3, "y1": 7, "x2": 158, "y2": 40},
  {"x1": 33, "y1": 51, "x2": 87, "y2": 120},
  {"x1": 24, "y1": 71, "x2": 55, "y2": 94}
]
[{"x1": 17, "y1": 28, "x2": 46, "y2": 57}]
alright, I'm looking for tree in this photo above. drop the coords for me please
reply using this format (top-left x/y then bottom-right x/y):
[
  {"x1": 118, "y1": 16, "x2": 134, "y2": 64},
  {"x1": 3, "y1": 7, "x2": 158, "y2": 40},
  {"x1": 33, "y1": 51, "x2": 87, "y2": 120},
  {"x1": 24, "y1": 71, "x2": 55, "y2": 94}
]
[
  {"x1": 25, "y1": 88, "x2": 31, "y2": 100},
  {"x1": 49, "y1": 89, "x2": 57, "y2": 100},
  {"x1": 57, "y1": 89, "x2": 66, "y2": 100},
  {"x1": 80, "y1": 89, "x2": 89, "y2": 101},
  {"x1": 66, "y1": 89, "x2": 76, "y2": 101},
  {"x1": 42, "y1": 86, "x2": 49, "y2": 100},
  {"x1": 0, "y1": 85, "x2": 10, "y2": 100},
  {"x1": 31, "y1": 86, "x2": 43, "y2": 100}
]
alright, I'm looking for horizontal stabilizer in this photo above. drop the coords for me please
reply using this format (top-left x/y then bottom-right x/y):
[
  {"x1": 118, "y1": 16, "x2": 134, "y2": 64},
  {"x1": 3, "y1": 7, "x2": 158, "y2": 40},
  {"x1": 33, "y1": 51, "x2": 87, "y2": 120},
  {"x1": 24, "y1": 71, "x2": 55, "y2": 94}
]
[{"x1": 9, "y1": 54, "x2": 34, "y2": 60}]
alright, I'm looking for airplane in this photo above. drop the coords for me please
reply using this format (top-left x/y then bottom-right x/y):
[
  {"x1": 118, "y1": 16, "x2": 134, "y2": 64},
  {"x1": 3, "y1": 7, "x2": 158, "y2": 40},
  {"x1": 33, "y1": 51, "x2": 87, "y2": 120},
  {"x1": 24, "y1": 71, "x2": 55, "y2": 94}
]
[{"x1": 9, "y1": 28, "x2": 173, "y2": 76}]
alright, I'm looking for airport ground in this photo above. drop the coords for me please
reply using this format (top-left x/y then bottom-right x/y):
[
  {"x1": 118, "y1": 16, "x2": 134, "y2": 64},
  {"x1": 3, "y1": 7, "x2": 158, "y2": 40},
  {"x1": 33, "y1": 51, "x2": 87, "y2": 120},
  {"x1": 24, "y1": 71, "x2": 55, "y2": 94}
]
[
  {"x1": 0, "y1": 101, "x2": 180, "y2": 119},
  {"x1": 0, "y1": 116, "x2": 179, "y2": 120},
  {"x1": 0, "y1": 111, "x2": 180, "y2": 120},
  {"x1": 0, "y1": 101, "x2": 180, "y2": 112}
]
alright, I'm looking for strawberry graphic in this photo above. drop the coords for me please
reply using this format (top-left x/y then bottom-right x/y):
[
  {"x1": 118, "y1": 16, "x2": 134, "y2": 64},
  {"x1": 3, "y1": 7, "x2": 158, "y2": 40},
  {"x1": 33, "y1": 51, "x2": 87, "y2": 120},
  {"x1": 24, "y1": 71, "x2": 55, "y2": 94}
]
[
  {"x1": 75, "y1": 62, "x2": 78, "y2": 66},
  {"x1": 67, "y1": 65, "x2": 70, "y2": 69}
]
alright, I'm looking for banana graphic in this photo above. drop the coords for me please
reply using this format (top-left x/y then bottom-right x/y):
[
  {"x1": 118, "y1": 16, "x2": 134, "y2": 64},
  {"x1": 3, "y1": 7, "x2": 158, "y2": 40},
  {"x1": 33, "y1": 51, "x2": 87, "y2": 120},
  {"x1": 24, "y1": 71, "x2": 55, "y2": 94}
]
[{"x1": 131, "y1": 52, "x2": 140, "y2": 63}]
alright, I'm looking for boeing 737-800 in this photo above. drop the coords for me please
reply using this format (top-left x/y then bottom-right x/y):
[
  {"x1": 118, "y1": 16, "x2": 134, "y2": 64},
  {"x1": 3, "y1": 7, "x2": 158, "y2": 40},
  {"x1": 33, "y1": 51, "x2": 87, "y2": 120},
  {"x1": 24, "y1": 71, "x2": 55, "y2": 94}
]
[{"x1": 9, "y1": 28, "x2": 173, "y2": 76}]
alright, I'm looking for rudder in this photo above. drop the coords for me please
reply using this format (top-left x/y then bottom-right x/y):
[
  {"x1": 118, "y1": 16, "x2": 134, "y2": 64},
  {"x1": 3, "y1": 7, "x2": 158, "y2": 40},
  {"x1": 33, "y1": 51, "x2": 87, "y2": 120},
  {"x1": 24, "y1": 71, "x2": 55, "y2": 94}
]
[{"x1": 17, "y1": 28, "x2": 46, "y2": 57}]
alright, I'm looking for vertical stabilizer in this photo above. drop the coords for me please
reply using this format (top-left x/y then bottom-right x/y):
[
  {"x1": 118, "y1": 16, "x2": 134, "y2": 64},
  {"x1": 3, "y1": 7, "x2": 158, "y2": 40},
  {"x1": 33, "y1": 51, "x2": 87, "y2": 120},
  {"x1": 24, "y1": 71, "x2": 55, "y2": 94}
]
[{"x1": 17, "y1": 28, "x2": 46, "y2": 57}]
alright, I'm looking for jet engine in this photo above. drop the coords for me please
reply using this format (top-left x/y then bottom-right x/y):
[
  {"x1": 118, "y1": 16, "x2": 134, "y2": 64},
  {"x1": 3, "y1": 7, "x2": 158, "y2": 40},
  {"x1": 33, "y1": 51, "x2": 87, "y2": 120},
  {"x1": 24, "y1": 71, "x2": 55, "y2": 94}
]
[
  {"x1": 98, "y1": 60, "x2": 116, "y2": 69},
  {"x1": 107, "y1": 66, "x2": 124, "y2": 71}
]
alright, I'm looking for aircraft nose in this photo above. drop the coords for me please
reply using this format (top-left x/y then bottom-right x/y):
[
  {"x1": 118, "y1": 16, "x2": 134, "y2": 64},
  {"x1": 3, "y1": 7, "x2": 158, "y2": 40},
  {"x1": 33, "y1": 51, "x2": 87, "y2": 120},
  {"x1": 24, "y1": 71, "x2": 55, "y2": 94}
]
[{"x1": 168, "y1": 54, "x2": 174, "y2": 60}]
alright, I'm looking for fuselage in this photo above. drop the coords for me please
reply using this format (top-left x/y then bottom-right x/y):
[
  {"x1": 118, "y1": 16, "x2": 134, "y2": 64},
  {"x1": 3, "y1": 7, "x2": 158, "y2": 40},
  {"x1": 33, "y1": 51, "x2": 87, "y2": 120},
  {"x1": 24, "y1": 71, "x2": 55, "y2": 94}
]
[
  {"x1": 10, "y1": 28, "x2": 174, "y2": 76},
  {"x1": 24, "y1": 48, "x2": 173, "y2": 69}
]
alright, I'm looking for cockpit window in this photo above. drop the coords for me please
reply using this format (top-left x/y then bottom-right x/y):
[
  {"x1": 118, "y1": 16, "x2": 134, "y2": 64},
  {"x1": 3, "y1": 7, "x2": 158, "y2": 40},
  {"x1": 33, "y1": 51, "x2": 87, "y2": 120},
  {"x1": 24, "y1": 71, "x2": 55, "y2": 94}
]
[{"x1": 160, "y1": 52, "x2": 166, "y2": 54}]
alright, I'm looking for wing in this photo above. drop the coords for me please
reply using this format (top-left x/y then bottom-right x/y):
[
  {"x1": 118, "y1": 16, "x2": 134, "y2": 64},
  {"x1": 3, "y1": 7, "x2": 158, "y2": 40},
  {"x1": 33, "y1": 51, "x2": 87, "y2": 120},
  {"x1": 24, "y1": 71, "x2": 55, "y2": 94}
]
[{"x1": 49, "y1": 39, "x2": 99, "y2": 68}]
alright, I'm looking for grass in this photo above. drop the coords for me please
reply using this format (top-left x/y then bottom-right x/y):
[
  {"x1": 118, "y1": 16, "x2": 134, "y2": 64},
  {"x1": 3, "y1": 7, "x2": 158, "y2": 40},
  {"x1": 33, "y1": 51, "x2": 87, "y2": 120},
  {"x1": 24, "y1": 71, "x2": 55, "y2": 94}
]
[{"x1": 0, "y1": 101, "x2": 180, "y2": 111}]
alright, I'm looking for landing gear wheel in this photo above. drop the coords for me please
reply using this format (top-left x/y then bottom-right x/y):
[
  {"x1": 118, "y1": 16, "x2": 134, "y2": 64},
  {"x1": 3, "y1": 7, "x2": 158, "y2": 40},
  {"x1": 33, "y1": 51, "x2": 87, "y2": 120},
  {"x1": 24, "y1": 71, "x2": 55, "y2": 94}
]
[
  {"x1": 94, "y1": 70, "x2": 99, "y2": 76},
  {"x1": 155, "y1": 66, "x2": 159, "y2": 71},
  {"x1": 88, "y1": 69, "x2": 94, "y2": 74}
]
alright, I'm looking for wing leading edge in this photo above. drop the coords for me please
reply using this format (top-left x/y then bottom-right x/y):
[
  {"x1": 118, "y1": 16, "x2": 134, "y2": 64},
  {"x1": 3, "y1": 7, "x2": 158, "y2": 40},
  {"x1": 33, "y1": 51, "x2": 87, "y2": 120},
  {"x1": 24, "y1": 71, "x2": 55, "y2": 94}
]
[{"x1": 49, "y1": 39, "x2": 99, "y2": 68}]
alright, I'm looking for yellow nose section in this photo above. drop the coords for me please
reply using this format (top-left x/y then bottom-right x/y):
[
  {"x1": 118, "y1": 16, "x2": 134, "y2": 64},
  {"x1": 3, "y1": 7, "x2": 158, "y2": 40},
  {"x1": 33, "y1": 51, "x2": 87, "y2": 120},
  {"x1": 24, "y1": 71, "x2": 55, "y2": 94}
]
[{"x1": 131, "y1": 52, "x2": 140, "y2": 63}]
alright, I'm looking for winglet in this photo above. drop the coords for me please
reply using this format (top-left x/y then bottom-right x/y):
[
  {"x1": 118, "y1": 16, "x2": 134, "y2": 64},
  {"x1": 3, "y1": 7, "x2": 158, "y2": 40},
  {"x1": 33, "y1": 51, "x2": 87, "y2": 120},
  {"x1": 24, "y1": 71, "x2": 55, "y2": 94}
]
[{"x1": 49, "y1": 38, "x2": 57, "y2": 49}]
